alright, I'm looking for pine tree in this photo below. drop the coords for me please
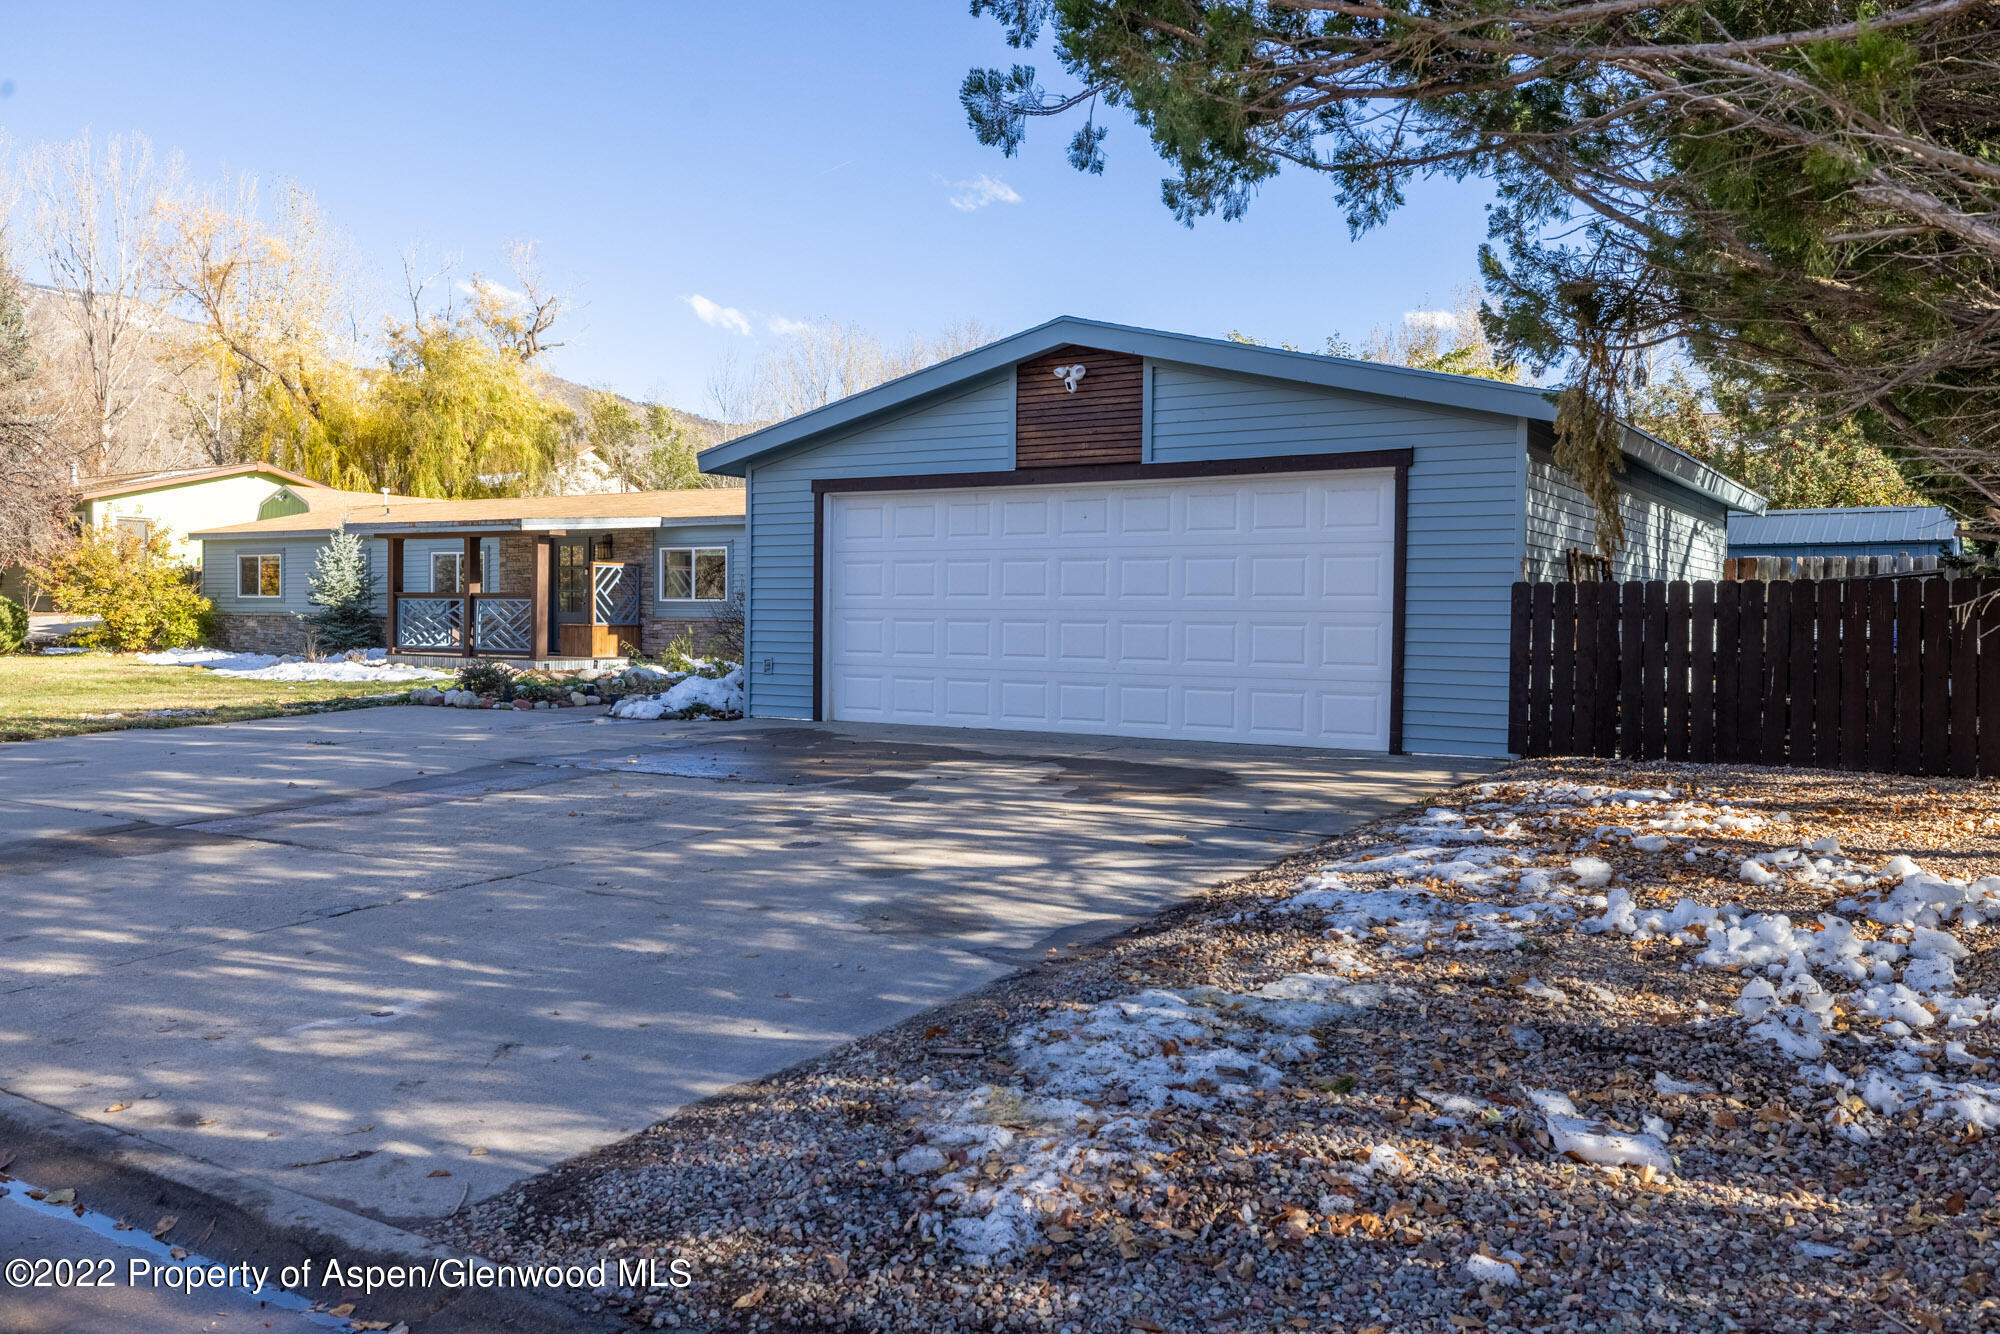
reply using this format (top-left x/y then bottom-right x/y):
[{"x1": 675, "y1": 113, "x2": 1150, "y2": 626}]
[{"x1": 302, "y1": 526, "x2": 380, "y2": 654}]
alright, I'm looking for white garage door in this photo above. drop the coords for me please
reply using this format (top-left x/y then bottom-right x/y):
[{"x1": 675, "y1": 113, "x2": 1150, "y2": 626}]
[{"x1": 824, "y1": 470, "x2": 1396, "y2": 749}]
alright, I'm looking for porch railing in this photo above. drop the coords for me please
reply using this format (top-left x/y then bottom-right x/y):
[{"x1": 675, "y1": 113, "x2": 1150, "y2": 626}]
[
  {"x1": 393, "y1": 593, "x2": 535, "y2": 656},
  {"x1": 592, "y1": 561, "x2": 641, "y2": 625}
]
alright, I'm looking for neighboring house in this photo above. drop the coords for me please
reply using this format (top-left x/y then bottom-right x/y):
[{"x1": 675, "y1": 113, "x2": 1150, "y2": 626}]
[
  {"x1": 193, "y1": 489, "x2": 746, "y2": 659},
  {"x1": 697, "y1": 316, "x2": 1766, "y2": 759},
  {"x1": 0, "y1": 462, "x2": 328, "y2": 611},
  {"x1": 1727, "y1": 505, "x2": 1960, "y2": 563}
]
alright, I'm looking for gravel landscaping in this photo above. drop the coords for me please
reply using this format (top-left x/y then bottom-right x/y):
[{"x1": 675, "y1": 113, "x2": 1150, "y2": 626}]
[{"x1": 443, "y1": 758, "x2": 2000, "y2": 1334}]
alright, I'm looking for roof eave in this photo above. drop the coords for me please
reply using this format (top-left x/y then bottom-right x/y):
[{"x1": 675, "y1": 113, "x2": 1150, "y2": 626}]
[
  {"x1": 698, "y1": 316, "x2": 1565, "y2": 477},
  {"x1": 1619, "y1": 425, "x2": 1768, "y2": 514}
]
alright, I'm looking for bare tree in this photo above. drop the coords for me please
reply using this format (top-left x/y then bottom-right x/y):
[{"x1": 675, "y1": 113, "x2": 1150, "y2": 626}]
[
  {"x1": 468, "y1": 241, "x2": 564, "y2": 364},
  {"x1": 21, "y1": 132, "x2": 178, "y2": 474}
]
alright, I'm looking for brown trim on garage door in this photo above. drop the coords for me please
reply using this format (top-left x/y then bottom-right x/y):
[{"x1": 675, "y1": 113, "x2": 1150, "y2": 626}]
[{"x1": 810, "y1": 448, "x2": 1414, "y2": 752}]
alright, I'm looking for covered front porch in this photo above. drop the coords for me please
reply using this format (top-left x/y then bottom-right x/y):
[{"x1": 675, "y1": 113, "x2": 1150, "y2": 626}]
[{"x1": 384, "y1": 529, "x2": 645, "y2": 663}]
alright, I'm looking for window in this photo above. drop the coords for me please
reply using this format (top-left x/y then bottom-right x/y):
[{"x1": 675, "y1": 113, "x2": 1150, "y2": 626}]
[
  {"x1": 659, "y1": 546, "x2": 728, "y2": 601},
  {"x1": 238, "y1": 553, "x2": 282, "y2": 598},
  {"x1": 557, "y1": 543, "x2": 589, "y2": 614},
  {"x1": 115, "y1": 517, "x2": 151, "y2": 543},
  {"x1": 432, "y1": 551, "x2": 463, "y2": 595}
]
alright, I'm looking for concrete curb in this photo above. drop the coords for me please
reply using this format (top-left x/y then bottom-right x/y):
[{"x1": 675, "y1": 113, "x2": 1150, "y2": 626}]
[{"x1": 0, "y1": 1087, "x2": 623, "y2": 1333}]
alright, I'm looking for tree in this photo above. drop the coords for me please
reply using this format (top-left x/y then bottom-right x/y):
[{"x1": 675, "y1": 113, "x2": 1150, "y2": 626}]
[
  {"x1": 31, "y1": 523, "x2": 209, "y2": 651},
  {"x1": 1231, "y1": 288, "x2": 1521, "y2": 380},
  {"x1": 0, "y1": 242, "x2": 71, "y2": 571},
  {"x1": 582, "y1": 391, "x2": 700, "y2": 491},
  {"x1": 301, "y1": 524, "x2": 379, "y2": 654},
  {"x1": 21, "y1": 132, "x2": 177, "y2": 474},
  {"x1": 960, "y1": 0, "x2": 2000, "y2": 547},
  {"x1": 1630, "y1": 364, "x2": 1927, "y2": 511}
]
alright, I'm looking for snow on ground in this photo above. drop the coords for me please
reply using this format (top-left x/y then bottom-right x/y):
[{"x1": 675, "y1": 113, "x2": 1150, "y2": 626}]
[
  {"x1": 138, "y1": 646, "x2": 450, "y2": 682},
  {"x1": 609, "y1": 666, "x2": 745, "y2": 720},
  {"x1": 893, "y1": 776, "x2": 2000, "y2": 1264}
]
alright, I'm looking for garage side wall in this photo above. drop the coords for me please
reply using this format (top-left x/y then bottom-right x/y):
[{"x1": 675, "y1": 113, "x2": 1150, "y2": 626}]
[
  {"x1": 743, "y1": 374, "x2": 1016, "y2": 717},
  {"x1": 1147, "y1": 363, "x2": 1523, "y2": 758},
  {"x1": 1525, "y1": 450, "x2": 1728, "y2": 582}
]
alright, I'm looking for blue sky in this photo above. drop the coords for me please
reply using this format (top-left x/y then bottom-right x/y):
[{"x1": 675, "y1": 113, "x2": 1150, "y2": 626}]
[{"x1": 0, "y1": 2, "x2": 1498, "y2": 415}]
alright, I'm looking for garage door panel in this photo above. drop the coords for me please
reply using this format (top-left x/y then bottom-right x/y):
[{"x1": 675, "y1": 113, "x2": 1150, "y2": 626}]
[{"x1": 826, "y1": 471, "x2": 1394, "y2": 750}]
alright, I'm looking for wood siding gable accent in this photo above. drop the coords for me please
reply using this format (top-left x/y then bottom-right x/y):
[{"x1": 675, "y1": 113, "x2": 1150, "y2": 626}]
[
  {"x1": 1014, "y1": 345, "x2": 1142, "y2": 469},
  {"x1": 1147, "y1": 361, "x2": 1523, "y2": 758}
]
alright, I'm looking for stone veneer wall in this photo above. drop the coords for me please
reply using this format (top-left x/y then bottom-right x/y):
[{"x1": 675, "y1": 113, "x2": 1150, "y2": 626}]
[{"x1": 212, "y1": 611, "x2": 377, "y2": 656}]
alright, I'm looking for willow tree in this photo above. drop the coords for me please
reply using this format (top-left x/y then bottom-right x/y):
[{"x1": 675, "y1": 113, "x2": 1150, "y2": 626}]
[{"x1": 961, "y1": 0, "x2": 1999, "y2": 545}]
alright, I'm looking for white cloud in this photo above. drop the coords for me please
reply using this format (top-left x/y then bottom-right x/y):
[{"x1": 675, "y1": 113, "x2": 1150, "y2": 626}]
[
  {"x1": 765, "y1": 315, "x2": 812, "y2": 337},
  {"x1": 459, "y1": 277, "x2": 524, "y2": 305},
  {"x1": 684, "y1": 294, "x2": 752, "y2": 336},
  {"x1": 1403, "y1": 309, "x2": 1458, "y2": 331},
  {"x1": 944, "y1": 172, "x2": 1022, "y2": 213}
]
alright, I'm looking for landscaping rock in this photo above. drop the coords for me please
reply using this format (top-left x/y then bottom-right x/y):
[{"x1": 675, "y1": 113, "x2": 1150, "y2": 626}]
[{"x1": 568, "y1": 691, "x2": 587, "y2": 706}]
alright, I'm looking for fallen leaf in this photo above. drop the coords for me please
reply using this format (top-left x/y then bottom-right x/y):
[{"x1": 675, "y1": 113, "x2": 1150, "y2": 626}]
[
  {"x1": 151, "y1": 1214, "x2": 176, "y2": 1238},
  {"x1": 104, "y1": 1102, "x2": 131, "y2": 1114},
  {"x1": 45, "y1": 1188, "x2": 75, "y2": 1205},
  {"x1": 826, "y1": 1253, "x2": 848, "y2": 1279},
  {"x1": 733, "y1": 1282, "x2": 769, "y2": 1309},
  {"x1": 427, "y1": 1169, "x2": 452, "y2": 1178},
  {"x1": 469, "y1": 1147, "x2": 488, "y2": 1156},
  {"x1": 329, "y1": 1303, "x2": 356, "y2": 1317},
  {"x1": 1944, "y1": 1191, "x2": 1967, "y2": 1216}
]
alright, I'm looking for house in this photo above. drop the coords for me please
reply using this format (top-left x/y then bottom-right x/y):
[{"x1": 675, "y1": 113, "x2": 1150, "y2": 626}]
[
  {"x1": 192, "y1": 488, "x2": 746, "y2": 660},
  {"x1": 0, "y1": 461, "x2": 328, "y2": 610},
  {"x1": 697, "y1": 316, "x2": 1766, "y2": 758},
  {"x1": 1727, "y1": 505, "x2": 1960, "y2": 563}
]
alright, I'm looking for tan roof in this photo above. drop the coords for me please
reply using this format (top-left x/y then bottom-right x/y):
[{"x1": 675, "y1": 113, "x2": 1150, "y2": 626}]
[
  {"x1": 78, "y1": 461, "x2": 329, "y2": 501},
  {"x1": 192, "y1": 487, "x2": 746, "y2": 539}
]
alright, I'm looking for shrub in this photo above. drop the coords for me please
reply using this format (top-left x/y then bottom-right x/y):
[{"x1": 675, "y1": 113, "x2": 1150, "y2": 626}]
[
  {"x1": 657, "y1": 624, "x2": 699, "y2": 674},
  {"x1": 32, "y1": 525, "x2": 211, "y2": 651},
  {"x1": 0, "y1": 595, "x2": 25, "y2": 654},
  {"x1": 456, "y1": 661, "x2": 514, "y2": 698},
  {"x1": 302, "y1": 525, "x2": 381, "y2": 654},
  {"x1": 705, "y1": 591, "x2": 745, "y2": 662}
]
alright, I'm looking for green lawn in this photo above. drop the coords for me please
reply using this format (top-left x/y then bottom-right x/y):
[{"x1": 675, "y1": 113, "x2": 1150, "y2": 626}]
[{"x1": 0, "y1": 653, "x2": 417, "y2": 742}]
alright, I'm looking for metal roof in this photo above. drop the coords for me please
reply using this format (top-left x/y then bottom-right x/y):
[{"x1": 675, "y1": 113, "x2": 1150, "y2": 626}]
[
  {"x1": 1726, "y1": 506, "x2": 1957, "y2": 548},
  {"x1": 697, "y1": 316, "x2": 1766, "y2": 514}
]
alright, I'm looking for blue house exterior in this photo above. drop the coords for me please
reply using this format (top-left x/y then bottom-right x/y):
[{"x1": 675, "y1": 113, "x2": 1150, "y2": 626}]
[
  {"x1": 700, "y1": 318, "x2": 1763, "y2": 758},
  {"x1": 1727, "y1": 506, "x2": 1959, "y2": 562}
]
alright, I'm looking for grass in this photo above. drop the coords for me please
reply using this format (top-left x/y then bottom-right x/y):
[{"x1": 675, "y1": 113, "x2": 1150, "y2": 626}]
[{"x1": 0, "y1": 652, "x2": 417, "y2": 743}]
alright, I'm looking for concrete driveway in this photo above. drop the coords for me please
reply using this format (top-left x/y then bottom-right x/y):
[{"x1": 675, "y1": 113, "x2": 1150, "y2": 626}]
[{"x1": 0, "y1": 707, "x2": 1489, "y2": 1241}]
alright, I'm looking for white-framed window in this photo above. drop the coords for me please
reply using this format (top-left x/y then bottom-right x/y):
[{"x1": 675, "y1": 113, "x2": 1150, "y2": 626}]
[
  {"x1": 659, "y1": 546, "x2": 728, "y2": 601},
  {"x1": 432, "y1": 551, "x2": 463, "y2": 595},
  {"x1": 114, "y1": 516, "x2": 151, "y2": 543},
  {"x1": 237, "y1": 553, "x2": 282, "y2": 598}
]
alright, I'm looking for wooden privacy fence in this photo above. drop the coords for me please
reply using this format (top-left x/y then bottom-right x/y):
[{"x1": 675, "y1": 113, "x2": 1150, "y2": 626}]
[{"x1": 1509, "y1": 577, "x2": 2000, "y2": 777}]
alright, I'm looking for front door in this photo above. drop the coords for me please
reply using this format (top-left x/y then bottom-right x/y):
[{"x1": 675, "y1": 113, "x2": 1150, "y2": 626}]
[{"x1": 552, "y1": 535, "x2": 613, "y2": 657}]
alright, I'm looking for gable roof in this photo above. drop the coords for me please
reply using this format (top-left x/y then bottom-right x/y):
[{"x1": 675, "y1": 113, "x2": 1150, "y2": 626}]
[
  {"x1": 77, "y1": 461, "x2": 328, "y2": 501},
  {"x1": 697, "y1": 315, "x2": 1765, "y2": 512},
  {"x1": 192, "y1": 487, "x2": 746, "y2": 540},
  {"x1": 1728, "y1": 505, "x2": 1957, "y2": 548}
]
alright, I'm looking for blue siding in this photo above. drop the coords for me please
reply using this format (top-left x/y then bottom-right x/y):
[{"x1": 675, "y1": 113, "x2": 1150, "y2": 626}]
[
  {"x1": 1525, "y1": 452, "x2": 1728, "y2": 581},
  {"x1": 202, "y1": 536, "x2": 391, "y2": 615},
  {"x1": 1147, "y1": 362, "x2": 1523, "y2": 758},
  {"x1": 743, "y1": 374, "x2": 1016, "y2": 717}
]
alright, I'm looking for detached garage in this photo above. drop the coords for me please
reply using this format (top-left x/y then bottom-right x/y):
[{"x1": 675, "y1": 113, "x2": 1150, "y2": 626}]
[{"x1": 699, "y1": 318, "x2": 1763, "y2": 758}]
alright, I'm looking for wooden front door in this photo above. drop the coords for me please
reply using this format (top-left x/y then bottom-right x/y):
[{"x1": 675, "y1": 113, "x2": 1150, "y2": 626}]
[{"x1": 553, "y1": 535, "x2": 629, "y2": 658}]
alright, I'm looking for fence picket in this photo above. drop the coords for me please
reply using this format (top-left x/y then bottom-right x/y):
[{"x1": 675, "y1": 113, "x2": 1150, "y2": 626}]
[
  {"x1": 1690, "y1": 581, "x2": 1715, "y2": 761},
  {"x1": 1715, "y1": 581, "x2": 1740, "y2": 763},
  {"x1": 1895, "y1": 581, "x2": 1924, "y2": 774},
  {"x1": 1981, "y1": 581, "x2": 2000, "y2": 778},
  {"x1": 1552, "y1": 581, "x2": 1576, "y2": 756},
  {"x1": 1841, "y1": 580, "x2": 1868, "y2": 771},
  {"x1": 1530, "y1": 582, "x2": 1555, "y2": 756},
  {"x1": 1787, "y1": 581, "x2": 1815, "y2": 764},
  {"x1": 1508, "y1": 582, "x2": 1530, "y2": 757},
  {"x1": 1869, "y1": 581, "x2": 1897, "y2": 773},
  {"x1": 1667, "y1": 581, "x2": 1691, "y2": 761},
  {"x1": 1619, "y1": 582, "x2": 1644, "y2": 758},
  {"x1": 1737, "y1": 581, "x2": 1766, "y2": 763},
  {"x1": 1575, "y1": 581, "x2": 1601, "y2": 757},
  {"x1": 1950, "y1": 580, "x2": 1979, "y2": 778},
  {"x1": 1813, "y1": 581, "x2": 1842, "y2": 771},
  {"x1": 1643, "y1": 581, "x2": 1667, "y2": 759},
  {"x1": 1922, "y1": 578, "x2": 1950, "y2": 774},
  {"x1": 1763, "y1": 581, "x2": 1791, "y2": 766}
]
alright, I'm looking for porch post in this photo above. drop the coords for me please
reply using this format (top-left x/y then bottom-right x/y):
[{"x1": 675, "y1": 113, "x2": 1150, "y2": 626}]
[
  {"x1": 386, "y1": 535, "x2": 404, "y2": 650},
  {"x1": 463, "y1": 533, "x2": 480, "y2": 654},
  {"x1": 531, "y1": 535, "x2": 551, "y2": 659}
]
